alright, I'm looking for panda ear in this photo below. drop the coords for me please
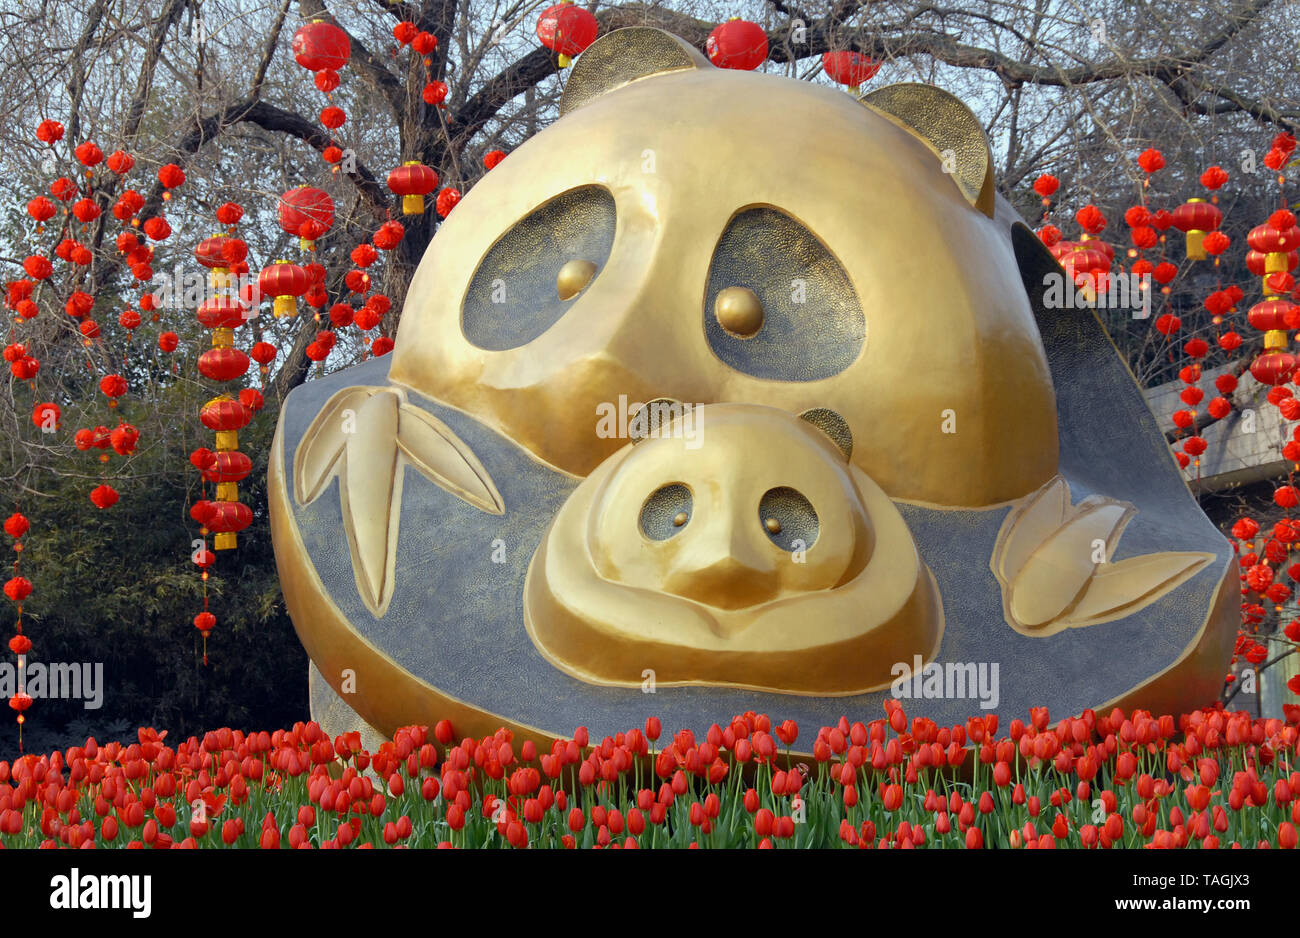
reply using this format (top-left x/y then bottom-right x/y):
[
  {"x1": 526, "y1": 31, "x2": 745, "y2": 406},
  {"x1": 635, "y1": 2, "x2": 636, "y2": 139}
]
[
  {"x1": 860, "y1": 83, "x2": 996, "y2": 218},
  {"x1": 799, "y1": 408, "x2": 853, "y2": 460},
  {"x1": 560, "y1": 27, "x2": 710, "y2": 116},
  {"x1": 629, "y1": 398, "x2": 687, "y2": 443}
]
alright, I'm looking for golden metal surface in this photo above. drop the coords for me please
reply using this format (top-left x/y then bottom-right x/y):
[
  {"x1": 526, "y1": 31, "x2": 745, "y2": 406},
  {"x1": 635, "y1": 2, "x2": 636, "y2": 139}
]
[
  {"x1": 556, "y1": 258, "x2": 596, "y2": 300},
  {"x1": 991, "y1": 476, "x2": 1213, "y2": 635},
  {"x1": 859, "y1": 83, "x2": 996, "y2": 218},
  {"x1": 714, "y1": 285, "x2": 764, "y2": 337},
  {"x1": 522, "y1": 404, "x2": 943, "y2": 693},
  {"x1": 391, "y1": 28, "x2": 1058, "y2": 507},
  {"x1": 558, "y1": 26, "x2": 707, "y2": 116}
]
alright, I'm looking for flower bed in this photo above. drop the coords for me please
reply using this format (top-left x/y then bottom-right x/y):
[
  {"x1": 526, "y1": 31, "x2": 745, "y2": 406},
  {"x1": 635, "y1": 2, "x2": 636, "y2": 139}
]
[{"x1": 0, "y1": 702, "x2": 1296, "y2": 849}]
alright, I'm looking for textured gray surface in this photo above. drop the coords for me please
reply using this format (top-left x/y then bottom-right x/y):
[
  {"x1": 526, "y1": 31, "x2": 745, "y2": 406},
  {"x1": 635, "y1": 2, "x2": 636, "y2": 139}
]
[{"x1": 640, "y1": 483, "x2": 692, "y2": 540}]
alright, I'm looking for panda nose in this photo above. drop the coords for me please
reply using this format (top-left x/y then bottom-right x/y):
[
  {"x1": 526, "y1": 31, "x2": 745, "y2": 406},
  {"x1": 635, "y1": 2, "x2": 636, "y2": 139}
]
[{"x1": 663, "y1": 524, "x2": 779, "y2": 610}]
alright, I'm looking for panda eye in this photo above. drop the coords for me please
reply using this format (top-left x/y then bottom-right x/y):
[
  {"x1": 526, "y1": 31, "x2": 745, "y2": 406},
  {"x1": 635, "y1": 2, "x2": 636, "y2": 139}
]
[
  {"x1": 462, "y1": 185, "x2": 616, "y2": 351},
  {"x1": 759, "y1": 487, "x2": 819, "y2": 550},
  {"x1": 641, "y1": 484, "x2": 692, "y2": 540},
  {"x1": 705, "y1": 206, "x2": 864, "y2": 381}
]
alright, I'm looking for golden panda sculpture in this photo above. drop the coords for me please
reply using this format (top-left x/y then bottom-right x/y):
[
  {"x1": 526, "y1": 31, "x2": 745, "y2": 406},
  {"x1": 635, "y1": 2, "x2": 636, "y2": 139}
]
[{"x1": 268, "y1": 26, "x2": 1239, "y2": 752}]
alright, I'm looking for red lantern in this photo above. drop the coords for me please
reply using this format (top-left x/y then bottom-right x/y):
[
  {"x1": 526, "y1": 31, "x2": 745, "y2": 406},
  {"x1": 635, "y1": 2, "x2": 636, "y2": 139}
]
[
  {"x1": 1033, "y1": 175, "x2": 1059, "y2": 198},
  {"x1": 822, "y1": 50, "x2": 880, "y2": 86},
  {"x1": 1137, "y1": 148, "x2": 1164, "y2": 173},
  {"x1": 394, "y1": 21, "x2": 417, "y2": 45},
  {"x1": 1075, "y1": 204, "x2": 1107, "y2": 235},
  {"x1": 23, "y1": 255, "x2": 52, "y2": 280},
  {"x1": 31, "y1": 403, "x2": 59, "y2": 431},
  {"x1": 205, "y1": 501, "x2": 253, "y2": 533},
  {"x1": 99, "y1": 374, "x2": 128, "y2": 400},
  {"x1": 75, "y1": 141, "x2": 103, "y2": 167},
  {"x1": 72, "y1": 198, "x2": 101, "y2": 223},
  {"x1": 388, "y1": 162, "x2": 439, "y2": 214},
  {"x1": 195, "y1": 234, "x2": 231, "y2": 270},
  {"x1": 50, "y1": 177, "x2": 77, "y2": 201},
  {"x1": 10, "y1": 356, "x2": 38, "y2": 380},
  {"x1": 422, "y1": 81, "x2": 449, "y2": 106},
  {"x1": 198, "y1": 348, "x2": 251, "y2": 382},
  {"x1": 202, "y1": 452, "x2": 253, "y2": 483},
  {"x1": 158, "y1": 332, "x2": 179, "y2": 353},
  {"x1": 191, "y1": 499, "x2": 215, "y2": 525},
  {"x1": 110, "y1": 423, "x2": 140, "y2": 456},
  {"x1": 1248, "y1": 299, "x2": 1295, "y2": 333},
  {"x1": 1202, "y1": 231, "x2": 1230, "y2": 256},
  {"x1": 314, "y1": 69, "x2": 340, "y2": 93},
  {"x1": 1248, "y1": 224, "x2": 1300, "y2": 255},
  {"x1": 436, "y1": 188, "x2": 461, "y2": 218},
  {"x1": 354, "y1": 306, "x2": 382, "y2": 331},
  {"x1": 26, "y1": 197, "x2": 55, "y2": 224},
  {"x1": 706, "y1": 19, "x2": 768, "y2": 70},
  {"x1": 1252, "y1": 351, "x2": 1297, "y2": 386},
  {"x1": 411, "y1": 31, "x2": 437, "y2": 56},
  {"x1": 143, "y1": 217, "x2": 172, "y2": 241},
  {"x1": 216, "y1": 202, "x2": 244, "y2": 225},
  {"x1": 107, "y1": 150, "x2": 134, "y2": 174},
  {"x1": 158, "y1": 164, "x2": 186, "y2": 190},
  {"x1": 1172, "y1": 199, "x2": 1222, "y2": 260},
  {"x1": 278, "y1": 187, "x2": 335, "y2": 249},
  {"x1": 239, "y1": 388, "x2": 265, "y2": 413},
  {"x1": 114, "y1": 190, "x2": 144, "y2": 219},
  {"x1": 484, "y1": 150, "x2": 507, "y2": 170},
  {"x1": 536, "y1": 2, "x2": 599, "y2": 65},
  {"x1": 293, "y1": 21, "x2": 351, "y2": 72},
  {"x1": 259, "y1": 261, "x2": 310, "y2": 317},
  {"x1": 373, "y1": 220, "x2": 405, "y2": 250},
  {"x1": 344, "y1": 270, "x2": 371, "y2": 294},
  {"x1": 35, "y1": 120, "x2": 63, "y2": 144},
  {"x1": 201, "y1": 398, "x2": 252, "y2": 432},
  {"x1": 1, "y1": 574, "x2": 30, "y2": 602},
  {"x1": 1200, "y1": 165, "x2": 1229, "y2": 189},
  {"x1": 89, "y1": 484, "x2": 119, "y2": 509},
  {"x1": 250, "y1": 342, "x2": 278, "y2": 367},
  {"x1": 197, "y1": 296, "x2": 251, "y2": 329}
]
